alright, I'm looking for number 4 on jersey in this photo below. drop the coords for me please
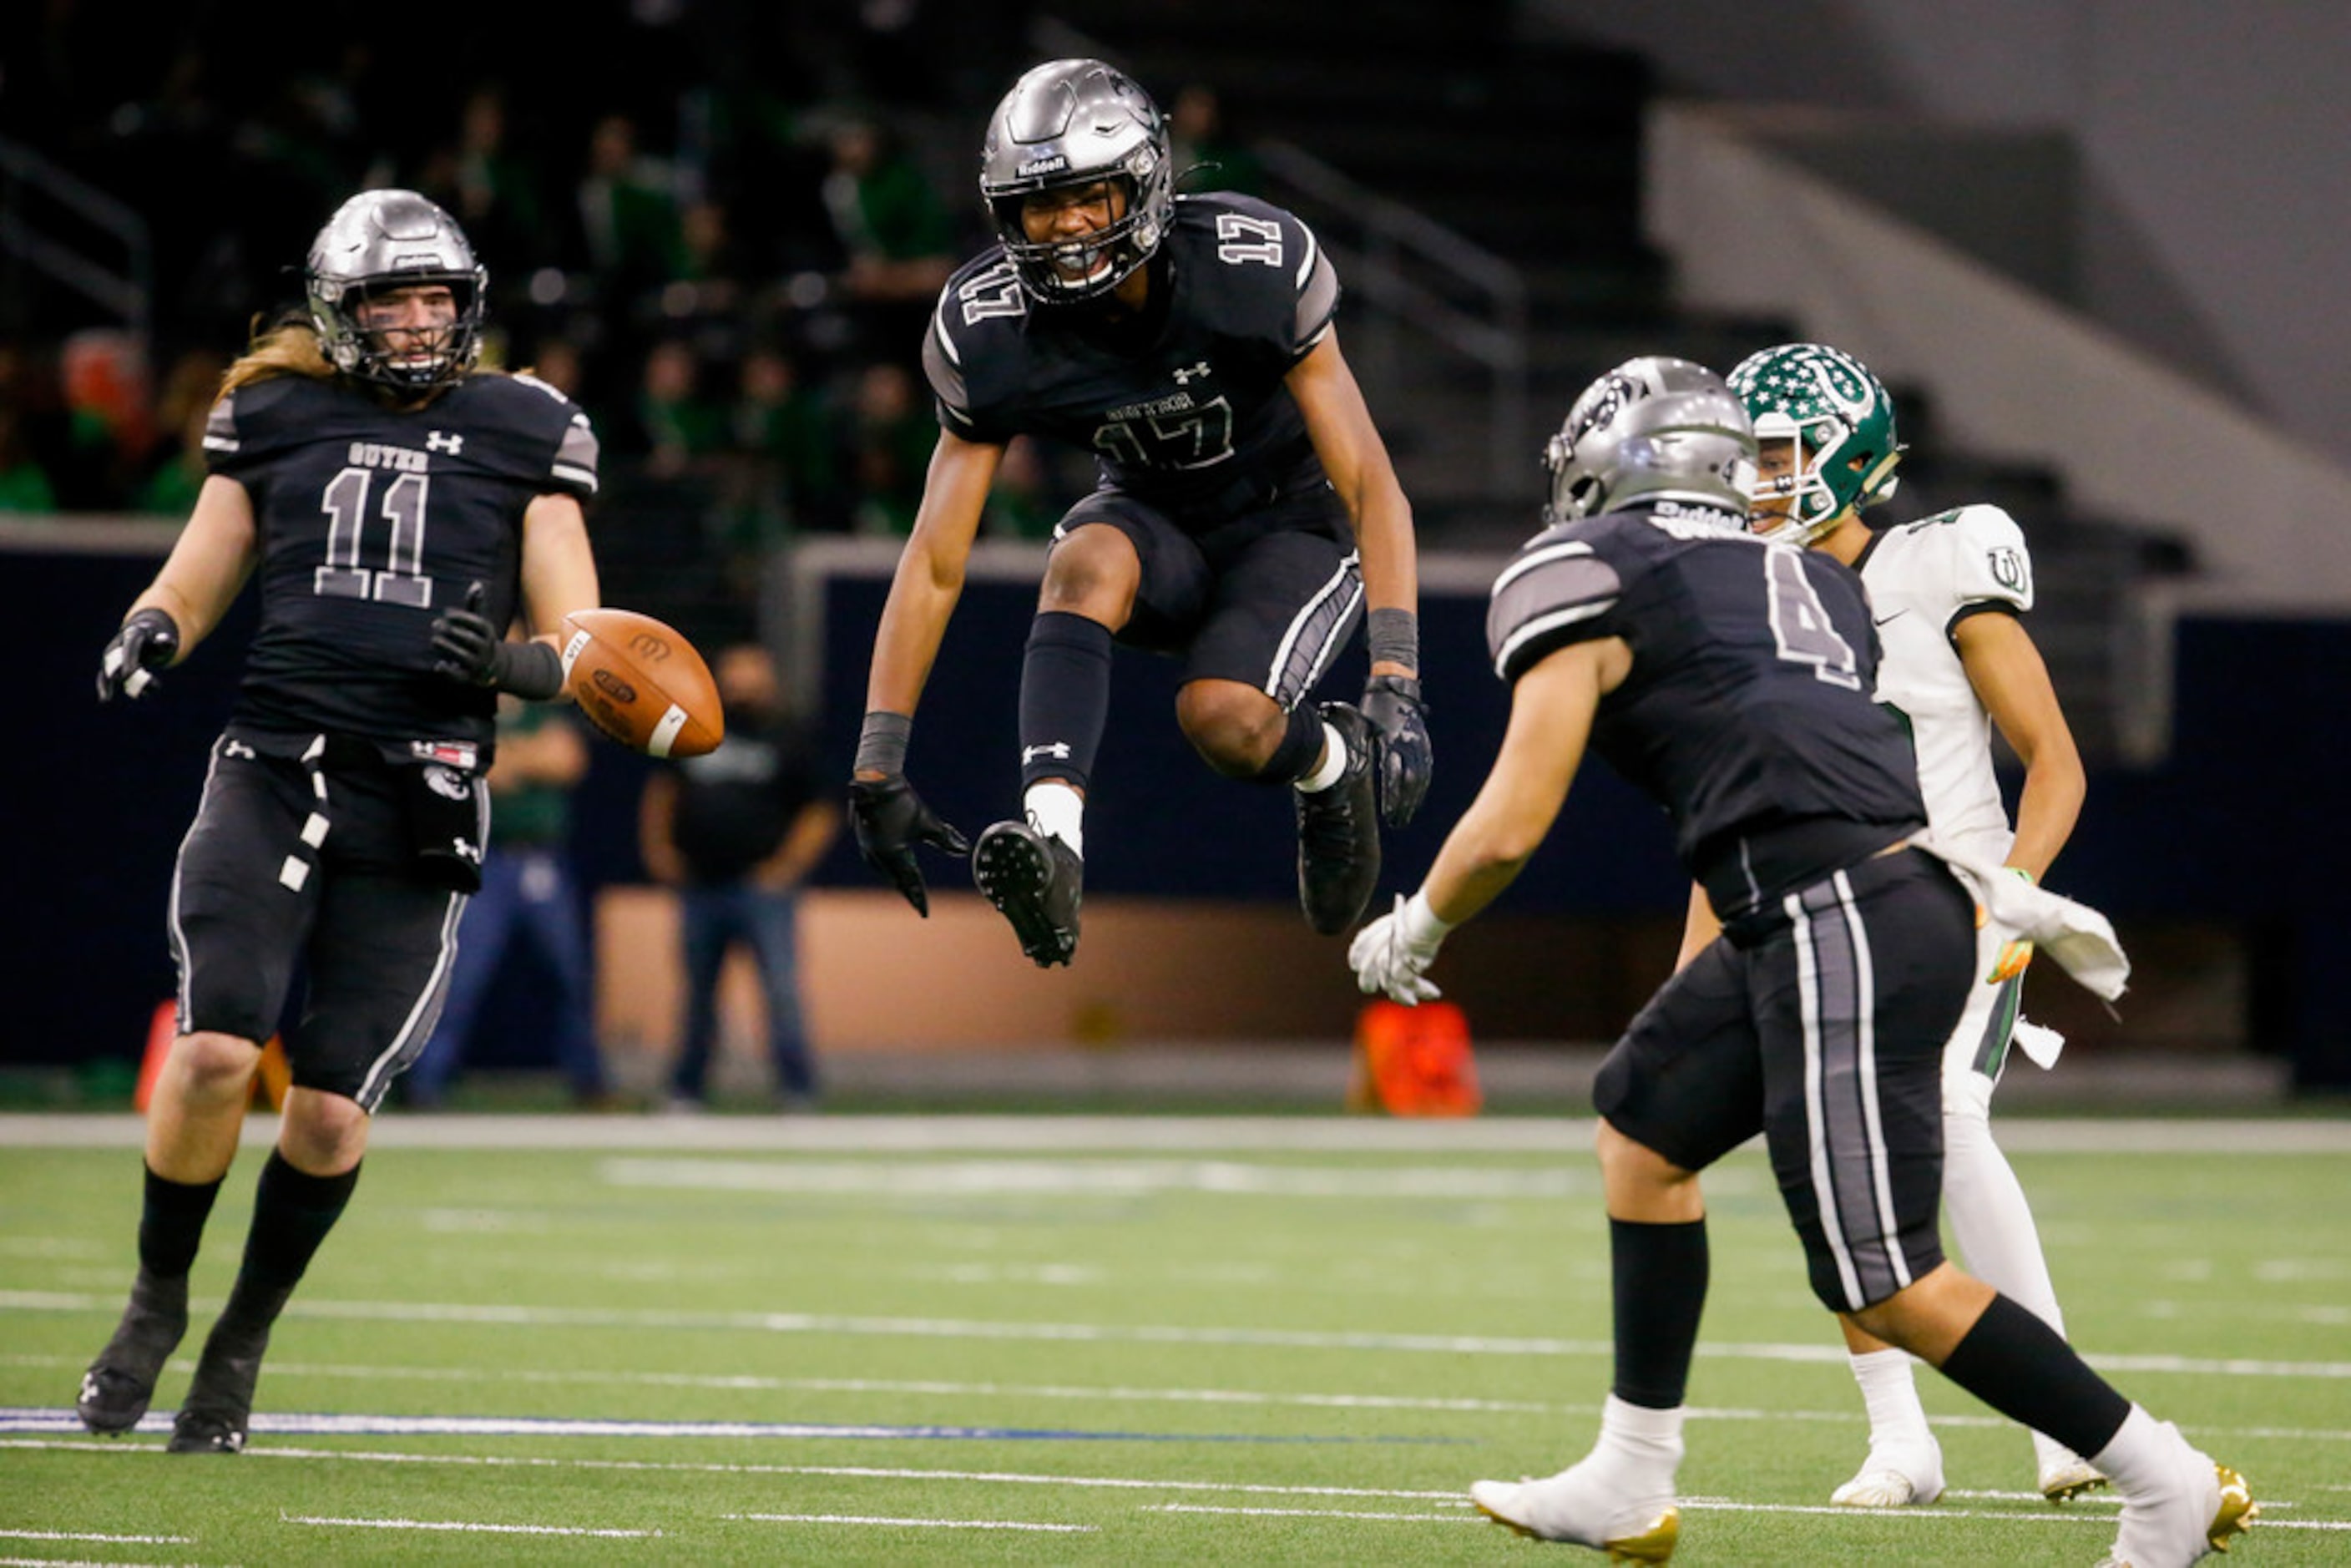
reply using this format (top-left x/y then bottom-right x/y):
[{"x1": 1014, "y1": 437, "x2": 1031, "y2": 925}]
[{"x1": 1764, "y1": 543, "x2": 1860, "y2": 689}]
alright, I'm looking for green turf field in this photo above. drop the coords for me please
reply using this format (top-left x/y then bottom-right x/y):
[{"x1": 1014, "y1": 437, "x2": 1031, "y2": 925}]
[{"x1": 3, "y1": 1115, "x2": 2346, "y2": 1564}]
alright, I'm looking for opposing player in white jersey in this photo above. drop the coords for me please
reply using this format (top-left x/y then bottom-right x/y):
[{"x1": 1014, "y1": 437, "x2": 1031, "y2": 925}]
[{"x1": 1728, "y1": 341, "x2": 2100, "y2": 1507}]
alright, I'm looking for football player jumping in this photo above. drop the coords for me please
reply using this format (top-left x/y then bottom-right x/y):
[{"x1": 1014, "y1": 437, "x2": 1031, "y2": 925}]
[
  {"x1": 1350, "y1": 358, "x2": 2250, "y2": 1567},
  {"x1": 847, "y1": 58, "x2": 1431, "y2": 967},
  {"x1": 82, "y1": 190, "x2": 602, "y2": 1453},
  {"x1": 1729, "y1": 341, "x2": 2101, "y2": 1508}
]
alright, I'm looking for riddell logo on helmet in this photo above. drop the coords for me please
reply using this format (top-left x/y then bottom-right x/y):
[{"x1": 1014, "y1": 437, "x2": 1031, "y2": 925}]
[{"x1": 1019, "y1": 154, "x2": 1069, "y2": 176}]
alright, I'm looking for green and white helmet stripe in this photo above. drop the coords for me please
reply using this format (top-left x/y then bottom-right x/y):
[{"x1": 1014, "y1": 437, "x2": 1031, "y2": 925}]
[{"x1": 1727, "y1": 343, "x2": 1904, "y2": 542}]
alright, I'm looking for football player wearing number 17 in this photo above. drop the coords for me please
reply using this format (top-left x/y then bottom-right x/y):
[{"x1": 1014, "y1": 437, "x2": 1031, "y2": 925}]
[
  {"x1": 1727, "y1": 341, "x2": 2102, "y2": 1510},
  {"x1": 80, "y1": 190, "x2": 602, "y2": 1454},
  {"x1": 1349, "y1": 358, "x2": 2251, "y2": 1566},
  {"x1": 847, "y1": 58, "x2": 1432, "y2": 968}
]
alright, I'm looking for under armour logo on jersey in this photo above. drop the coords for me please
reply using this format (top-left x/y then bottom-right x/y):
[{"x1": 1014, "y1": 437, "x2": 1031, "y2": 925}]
[
  {"x1": 1023, "y1": 741, "x2": 1073, "y2": 764},
  {"x1": 1171, "y1": 361, "x2": 1212, "y2": 386},
  {"x1": 426, "y1": 431, "x2": 464, "y2": 454}
]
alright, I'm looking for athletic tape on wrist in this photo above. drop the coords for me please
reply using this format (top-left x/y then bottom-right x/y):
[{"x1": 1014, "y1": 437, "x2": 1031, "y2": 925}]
[
  {"x1": 1367, "y1": 608, "x2": 1418, "y2": 672},
  {"x1": 856, "y1": 711, "x2": 913, "y2": 776}
]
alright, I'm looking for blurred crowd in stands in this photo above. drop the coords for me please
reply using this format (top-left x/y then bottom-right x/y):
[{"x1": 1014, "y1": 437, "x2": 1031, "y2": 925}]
[{"x1": 0, "y1": 2, "x2": 1263, "y2": 645}]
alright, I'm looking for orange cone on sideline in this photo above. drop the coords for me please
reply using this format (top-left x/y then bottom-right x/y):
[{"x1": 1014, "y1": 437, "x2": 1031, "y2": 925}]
[{"x1": 1347, "y1": 999, "x2": 1481, "y2": 1117}]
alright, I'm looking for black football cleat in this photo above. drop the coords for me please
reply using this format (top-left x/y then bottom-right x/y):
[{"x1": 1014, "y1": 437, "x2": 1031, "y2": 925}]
[
  {"x1": 1296, "y1": 702, "x2": 1380, "y2": 934},
  {"x1": 78, "y1": 1268, "x2": 190, "y2": 1434},
  {"x1": 973, "y1": 820, "x2": 1083, "y2": 967},
  {"x1": 165, "y1": 1318, "x2": 270, "y2": 1454}
]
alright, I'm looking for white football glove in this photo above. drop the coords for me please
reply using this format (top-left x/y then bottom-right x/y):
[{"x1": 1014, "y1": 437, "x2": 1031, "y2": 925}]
[{"x1": 1349, "y1": 890, "x2": 1453, "y2": 1004}]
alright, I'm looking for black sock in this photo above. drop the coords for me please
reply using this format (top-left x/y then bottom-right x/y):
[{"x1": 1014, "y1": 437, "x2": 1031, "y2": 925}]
[
  {"x1": 220, "y1": 1151, "x2": 361, "y2": 1329},
  {"x1": 1019, "y1": 611, "x2": 1114, "y2": 792},
  {"x1": 1258, "y1": 703, "x2": 1327, "y2": 787},
  {"x1": 1610, "y1": 1216, "x2": 1708, "y2": 1409},
  {"x1": 1937, "y1": 1292, "x2": 2131, "y2": 1457},
  {"x1": 139, "y1": 1163, "x2": 223, "y2": 1279}
]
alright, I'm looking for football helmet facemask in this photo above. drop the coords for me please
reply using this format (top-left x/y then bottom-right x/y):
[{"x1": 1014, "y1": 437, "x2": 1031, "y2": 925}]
[
  {"x1": 1543, "y1": 357, "x2": 1757, "y2": 525},
  {"x1": 306, "y1": 190, "x2": 488, "y2": 392},
  {"x1": 1727, "y1": 342, "x2": 1904, "y2": 543},
  {"x1": 980, "y1": 58, "x2": 1173, "y2": 303}
]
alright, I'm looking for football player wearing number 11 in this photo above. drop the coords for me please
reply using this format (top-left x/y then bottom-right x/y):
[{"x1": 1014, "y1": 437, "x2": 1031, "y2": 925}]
[
  {"x1": 848, "y1": 58, "x2": 1431, "y2": 969},
  {"x1": 1349, "y1": 358, "x2": 2250, "y2": 1566},
  {"x1": 81, "y1": 190, "x2": 601, "y2": 1454}
]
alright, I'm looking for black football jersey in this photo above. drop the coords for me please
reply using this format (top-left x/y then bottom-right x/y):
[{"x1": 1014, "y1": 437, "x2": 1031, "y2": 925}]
[
  {"x1": 1485, "y1": 499, "x2": 1926, "y2": 916},
  {"x1": 922, "y1": 193, "x2": 1341, "y2": 524},
  {"x1": 202, "y1": 371, "x2": 598, "y2": 747}
]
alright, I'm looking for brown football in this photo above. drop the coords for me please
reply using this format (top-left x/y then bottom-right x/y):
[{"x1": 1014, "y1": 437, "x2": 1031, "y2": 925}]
[{"x1": 559, "y1": 608, "x2": 725, "y2": 758}]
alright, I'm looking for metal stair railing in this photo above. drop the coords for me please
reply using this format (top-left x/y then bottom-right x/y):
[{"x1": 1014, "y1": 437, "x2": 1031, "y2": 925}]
[
  {"x1": 1251, "y1": 138, "x2": 1528, "y2": 498},
  {"x1": 0, "y1": 134, "x2": 154, "y2": 341}
]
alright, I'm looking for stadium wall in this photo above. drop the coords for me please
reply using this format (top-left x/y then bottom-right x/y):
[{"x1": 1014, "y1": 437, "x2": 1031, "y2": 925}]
[{"x1": 15, "y1": 528, "x2": 2345, "y2": 1090}]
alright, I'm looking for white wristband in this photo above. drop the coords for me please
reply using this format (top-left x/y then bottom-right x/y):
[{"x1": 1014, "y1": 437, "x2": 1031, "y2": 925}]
[{"x1": 1400, "y1": 888, "x2": 1454, "y2": 948}]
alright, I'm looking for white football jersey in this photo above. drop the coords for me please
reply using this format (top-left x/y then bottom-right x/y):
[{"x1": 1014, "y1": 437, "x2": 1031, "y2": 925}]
[{"x1": 1857, "y1": 504, "x2": 2035, "y2": 862}]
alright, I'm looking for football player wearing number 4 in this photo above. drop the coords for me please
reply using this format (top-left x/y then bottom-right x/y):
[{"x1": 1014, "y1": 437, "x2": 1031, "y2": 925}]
[
  {"x1": 81, "y1": 190, "x2": 601, "y2": 1454},
  {"x1": 1351, "y1": 358, "x2": 2250, "y2": 1566},
  {"x1": 847, "y1": 58, "x2": 1431, "y2": 968},
  {"x1": 1728, "y1": 341, "x2": 2101, "y2": 1509}
]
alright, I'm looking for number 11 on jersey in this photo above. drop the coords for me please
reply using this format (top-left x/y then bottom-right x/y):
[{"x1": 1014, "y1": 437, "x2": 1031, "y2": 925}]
[{"x1": 316, "y1": 467, "x2": 435, "y2": 608}]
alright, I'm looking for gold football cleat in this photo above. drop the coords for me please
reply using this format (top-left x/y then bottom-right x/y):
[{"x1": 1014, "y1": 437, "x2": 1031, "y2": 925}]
[
  {"x1": 2208, "y1": 1463, "x2": 2257, "y2": 1552},
  {"x1": 1474, "y1": 1498, "x2": 1679, "y2": 1563}
]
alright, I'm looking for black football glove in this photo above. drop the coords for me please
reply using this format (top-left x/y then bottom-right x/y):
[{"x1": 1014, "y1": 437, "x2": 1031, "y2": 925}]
[
  {"x1": 97, "y1": 607, "x2": 180, "y2": 703},
  {"x1": 847, "y1": 774, "x2": 971, "y2": 917},
  {"x1": 1361, "y1": 672, "x2": 1433, "y2": 827},
  {"x1": 430, "y1": 582, "x2": 563, "y2": 699},
  {"x1": 430, "y1": 582, "x2": 502, "y2": 685}
]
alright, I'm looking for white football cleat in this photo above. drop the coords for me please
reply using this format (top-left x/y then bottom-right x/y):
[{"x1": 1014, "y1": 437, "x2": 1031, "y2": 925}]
[
  {"x1": 1828, "y1": 1438, "x2": 1945, "y2": 1508},
  {"x1": 1470, "y1": 1460, "x2": 1678, "y2": 1561},
  {"x1": 2097, "y1": 1425, "x2": 2255, "y2": 1567}
]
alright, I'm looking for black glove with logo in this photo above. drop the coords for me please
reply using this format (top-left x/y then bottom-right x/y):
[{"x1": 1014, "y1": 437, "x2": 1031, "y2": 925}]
[
  {"x1": 430, "y1": 582, "x2": 564, "y2": 700},
  {"x1": 97, "y1": 608, "x2": 180, "y2": 702},
  {"x1": 847, "y1": 775, "x2": 971, "y2": 917},
  {"x1": 1361, "y1": 672, "x2": 1433, "y2": 827}
]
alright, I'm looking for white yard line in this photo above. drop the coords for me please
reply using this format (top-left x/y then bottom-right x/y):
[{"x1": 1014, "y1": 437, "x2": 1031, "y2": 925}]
[
  {"x1": 7, "y1": 1289, "x2": 2348, "y2": 1379},
  {"x1": 726, "y1": 1512, "x2": 1095, "y2": 1532},
  {"x1": 10, "y1": 1440, "x2": 2344, "y2": 1532},
  {"x1": 1153, "y1": 1503, "x2": 1476, "y2": 1521},
  {"x1": 0, "y1": 1532, "x2": 193, "y2": 1545},
  {"x1": 598, "y1": 1156, "x2": 1613, "y2": 1198},
  {"x1": 281, "y1": 1513, "x2": 657, "y2": 1537},
  {"x1": 21, "y1": 1352, "x2": 2351, "y2": 1440},
  {"x1": 8, "y1": 1113, "x2": 2351, "y2": 1154}
]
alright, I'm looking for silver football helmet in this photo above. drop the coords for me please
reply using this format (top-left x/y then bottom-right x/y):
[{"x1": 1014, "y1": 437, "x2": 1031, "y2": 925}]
[
  {"x1": 305, "y1": 189, "x2": 487, "y2": 391},
  {"x1": 1542, "y1": 357, "x2": 1757, "y2": 524},
  {"x1": 979, "y1": 58, "x2": 1172, "y2": 303}
]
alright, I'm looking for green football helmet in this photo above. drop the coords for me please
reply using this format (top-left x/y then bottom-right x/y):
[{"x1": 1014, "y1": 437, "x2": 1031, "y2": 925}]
[{"x1": 1726, "y1": 343, "x2": 1904, "y2": 542}]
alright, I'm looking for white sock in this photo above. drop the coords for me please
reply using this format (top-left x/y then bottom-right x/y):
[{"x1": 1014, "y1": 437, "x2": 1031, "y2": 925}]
[
  {"x1": 1023, "y1": 781, "x2": 1084, "y2": 857},
  {"x1": 2090, "y1": 1404, "x2": 2184, "y2": 1499},
  {"x1": 1848, "y1": 1348, "x2": 1933, "y2": 1451},
  {"x1": 1295, "y1": 721, "x2": 1348, "y2": 793},
  {"x1": 1942, "y1": 1096, "x2": 2066, "y2": 1333},
  {"x1": 1593, "y1": 1393, "x2": 1686, "y2": 1480}
]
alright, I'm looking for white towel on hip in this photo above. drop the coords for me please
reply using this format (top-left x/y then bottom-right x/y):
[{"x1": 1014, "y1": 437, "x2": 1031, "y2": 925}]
[{"x1": 1910, "y1": 837, "x2": 2131, "y2": 1003}]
